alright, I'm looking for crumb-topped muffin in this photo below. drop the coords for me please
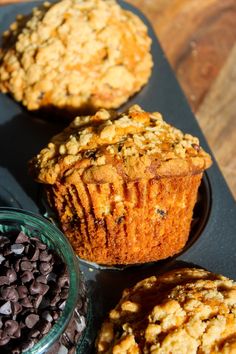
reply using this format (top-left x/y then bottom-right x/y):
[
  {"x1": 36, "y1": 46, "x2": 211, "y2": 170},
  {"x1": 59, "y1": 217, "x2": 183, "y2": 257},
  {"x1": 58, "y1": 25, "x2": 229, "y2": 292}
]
[
  {"x1": 29, "y1": 105, "x2": 212, "y2": 265},
  {"x1": 96, "y1": 267, "x2": 236, "y2": 353},
  {"x1": 0, "y1": 0, "x2": 152, "y2": 115}
]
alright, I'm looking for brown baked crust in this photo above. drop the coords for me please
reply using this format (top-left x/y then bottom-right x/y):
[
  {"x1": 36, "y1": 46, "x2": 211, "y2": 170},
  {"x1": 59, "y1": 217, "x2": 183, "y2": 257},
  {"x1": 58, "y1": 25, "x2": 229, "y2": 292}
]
[
  {"x1": 29, "y1": 105, "x2": 212, "y2": 185},
  {"x1": 0, "y1": 0, "x2": 152, "y2": 113},
  {"x1": 96, "y1": 268, "x2": 236, "y2": 353}
]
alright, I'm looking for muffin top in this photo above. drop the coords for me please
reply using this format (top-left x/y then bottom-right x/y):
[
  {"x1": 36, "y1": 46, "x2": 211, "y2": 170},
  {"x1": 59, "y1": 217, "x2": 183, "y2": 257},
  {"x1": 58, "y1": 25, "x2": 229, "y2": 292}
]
[
  {"x1": 96, "y1": 268, "x2": 236, "y2": 354},
  {"x1": 29, "y1": 105, "x2": 212, "y2": 184},
  {"x1": 0, "y1": 0, "x2": 152, "y2": 113}
]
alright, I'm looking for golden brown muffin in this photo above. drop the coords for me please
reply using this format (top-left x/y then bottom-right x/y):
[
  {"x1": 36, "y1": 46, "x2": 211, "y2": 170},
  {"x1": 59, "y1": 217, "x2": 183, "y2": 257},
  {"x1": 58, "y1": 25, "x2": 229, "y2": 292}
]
[
  {"x1": 96, "y1": 267, "x2": 236, "y2": 354},
  {"x1": 29, "y1": 105, "x2": 212, "y2": 265},
  {"x1": 0, "y1": 0, "x2": 152, "y2": 116}
]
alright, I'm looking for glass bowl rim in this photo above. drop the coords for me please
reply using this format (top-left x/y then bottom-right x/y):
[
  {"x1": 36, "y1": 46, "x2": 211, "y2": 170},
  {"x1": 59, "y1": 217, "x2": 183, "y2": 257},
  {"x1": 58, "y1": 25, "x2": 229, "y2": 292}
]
[{"x1": 0, "y1": 207, "x2": 80, "y2": 354}]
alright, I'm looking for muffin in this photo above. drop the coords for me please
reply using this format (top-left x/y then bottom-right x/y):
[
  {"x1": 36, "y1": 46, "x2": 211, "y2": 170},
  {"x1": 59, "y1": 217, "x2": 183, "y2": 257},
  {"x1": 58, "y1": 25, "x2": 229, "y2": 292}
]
[
  {"x1": 96, "y1": 267, "x2": 236, "y2": 353},
  {"x1": 29, "y1": 105, "x2": 212, "y2": 265},
  {"x1": 0, "y1": 0, "x2": 152, "y2": 116}
]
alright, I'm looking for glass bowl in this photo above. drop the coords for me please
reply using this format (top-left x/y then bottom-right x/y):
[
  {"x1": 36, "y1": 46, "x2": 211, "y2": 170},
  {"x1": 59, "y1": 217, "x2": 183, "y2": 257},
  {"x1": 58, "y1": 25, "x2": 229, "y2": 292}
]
[{"x1": 0, "y1": 207, "x2": 89, "y2": 354}]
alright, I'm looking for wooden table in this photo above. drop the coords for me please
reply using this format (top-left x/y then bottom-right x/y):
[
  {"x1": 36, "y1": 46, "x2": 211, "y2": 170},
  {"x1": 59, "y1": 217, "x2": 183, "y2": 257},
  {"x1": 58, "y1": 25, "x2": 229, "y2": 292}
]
[{"x1": 1, "y1": 0, "x2": 236, "y2": 198}]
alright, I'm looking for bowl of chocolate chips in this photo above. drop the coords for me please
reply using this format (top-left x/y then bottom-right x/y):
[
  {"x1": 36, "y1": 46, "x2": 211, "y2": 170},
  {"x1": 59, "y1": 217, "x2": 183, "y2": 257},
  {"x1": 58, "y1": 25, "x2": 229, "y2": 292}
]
[{"x1": 0, "y1": 207, "x2": 89, "y2": 353}]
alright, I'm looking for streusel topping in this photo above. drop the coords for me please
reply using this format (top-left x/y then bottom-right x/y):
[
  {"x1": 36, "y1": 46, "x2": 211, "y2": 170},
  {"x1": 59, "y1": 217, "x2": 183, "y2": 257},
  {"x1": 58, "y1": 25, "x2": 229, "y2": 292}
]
[
  {"x1": 0, "y1": 0, "x2": 152, "y2": 112},
  {"x1": 29, "y1": 105, "x2": 212, "y2": 184},
  {"x1": 96, "y1": 268, "x2": 236, "y2": 354}
]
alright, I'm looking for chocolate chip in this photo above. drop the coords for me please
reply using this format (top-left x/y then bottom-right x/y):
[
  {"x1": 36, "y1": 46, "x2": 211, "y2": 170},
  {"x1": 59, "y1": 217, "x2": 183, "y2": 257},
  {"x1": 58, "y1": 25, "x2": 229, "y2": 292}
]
[
  {"x1": 156, "y1": 208, "x2": 167, "y2": 218},
  {"x1": 1, "y1": 286, "x2": 19, "y2": 302},
  {"x1": 21, "y1": 297, "x2": 33, "y2": 308},
  {"x1": 30, "y1": 281, "x2": 49, "y2": 296},
  {"x1": 0, "y1": 276, "x2": 9, "y2": 286},
  {"x1": 21, "y1": 339, "x2": 35, "y2": 350},
  {"x1": 17, "y1": 285, "x2": 28, "y2": 299},
  {"x1": 21, "y1": 270, "x2": 34, "y2": 283},
  {"x1": 33, "y1": 294, "x2": 43, "y2": 309},
  {"x1": 38, "y1": 319, "x2": 52, "y2": 334},
  {"x1": 11, "y1": 302, "x2": 22, "y2": 316},
  {"x1": 36, "y1": 275, "x2": 47, "y2": 284},
  {"x1": 58, "y1": 275, "x2": 69, "y2": 288},
  {"x1": 30, "y1": 247, "x2": 40, "y2": 261},
  {"x1": 39, "y1": 262, "x2": 52, "y2": 275},
  {"x1": 20, "y1": 261, "x2": 33, "y2": 271},
  {"x1": 6, "y1": 268, "x2": 17, "y2": 283},
  {"x1": 4, "y1": 320, "x2": 19, "y2": 336},
  {"x1": 25, "y1": 314, "x2": 39, "y2": 329},
  {"x1": 39, "y1": 250, "x2": 52, "y2": 262},
  {"x1": 30, "y1": 328, "x2": 40, "y2": 338},
  {"x1": 0, "y1": 329, "x2": 10, "y2": 345},
  {"x1": 0, "y1": 301, "x2": 12, "y2": 315},
  {"x1": 15, "y1": 232, "x2": 30, "y2": 244}
]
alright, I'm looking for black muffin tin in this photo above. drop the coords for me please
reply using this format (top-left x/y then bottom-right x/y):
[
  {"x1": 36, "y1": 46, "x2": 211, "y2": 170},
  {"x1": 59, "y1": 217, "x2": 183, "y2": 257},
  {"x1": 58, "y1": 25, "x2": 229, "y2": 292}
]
[{"x1": 0, "y1": 1, "x2": 236, "y2": 352}]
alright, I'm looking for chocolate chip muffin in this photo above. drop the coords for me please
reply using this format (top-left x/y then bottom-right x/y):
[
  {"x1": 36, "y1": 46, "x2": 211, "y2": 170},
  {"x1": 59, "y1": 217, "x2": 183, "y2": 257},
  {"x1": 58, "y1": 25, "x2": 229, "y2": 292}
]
[
  {"x1": 96, "y1": 267, "x2": 236, "y2": 353},
  {"x1": 29, "y1": 105, "x2": 212, "y2": 265},
  {"x1": 0, "y1": 0, "x2": 152, "y2": 116}
]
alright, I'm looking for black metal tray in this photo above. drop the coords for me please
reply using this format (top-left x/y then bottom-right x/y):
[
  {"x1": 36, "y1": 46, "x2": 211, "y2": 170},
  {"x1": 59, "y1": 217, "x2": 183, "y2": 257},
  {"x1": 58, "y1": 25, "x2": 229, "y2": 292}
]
[{"x1": 0, "y1": 1, "x2": 236, "y2": 352}]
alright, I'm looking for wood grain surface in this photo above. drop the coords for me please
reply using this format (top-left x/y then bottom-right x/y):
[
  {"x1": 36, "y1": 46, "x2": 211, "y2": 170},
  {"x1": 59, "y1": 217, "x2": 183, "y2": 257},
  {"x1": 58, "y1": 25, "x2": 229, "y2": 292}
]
[{"x1": 0, "y1": 0, "x2": 236, "y2": 198}]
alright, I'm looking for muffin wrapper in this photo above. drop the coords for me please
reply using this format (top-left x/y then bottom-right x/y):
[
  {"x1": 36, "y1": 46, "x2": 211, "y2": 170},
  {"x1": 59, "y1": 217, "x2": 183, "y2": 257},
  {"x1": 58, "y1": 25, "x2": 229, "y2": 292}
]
[{"x1": 45, "y1": 173, "x2": 202, "y2": 265}]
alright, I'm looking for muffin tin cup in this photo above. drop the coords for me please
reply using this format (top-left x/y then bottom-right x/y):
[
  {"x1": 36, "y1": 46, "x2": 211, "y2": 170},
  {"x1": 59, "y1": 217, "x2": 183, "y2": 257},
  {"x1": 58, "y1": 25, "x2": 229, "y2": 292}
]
[{"x1": 0, "y1": 1, "x2": 236, "y2": 353}]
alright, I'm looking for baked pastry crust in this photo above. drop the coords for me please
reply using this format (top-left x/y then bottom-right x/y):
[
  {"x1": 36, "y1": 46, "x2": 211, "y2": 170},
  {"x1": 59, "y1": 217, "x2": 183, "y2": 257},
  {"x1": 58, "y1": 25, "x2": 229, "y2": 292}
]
[
  {"x1": 29, "y1": 105, "x2": 212, "y2": 265},
  {"x1": 0, "y1": 0, "x2": 152, "y2": 114},
  {"x1": 96, "y1": 268, "x2": 236, "y2": 353}
]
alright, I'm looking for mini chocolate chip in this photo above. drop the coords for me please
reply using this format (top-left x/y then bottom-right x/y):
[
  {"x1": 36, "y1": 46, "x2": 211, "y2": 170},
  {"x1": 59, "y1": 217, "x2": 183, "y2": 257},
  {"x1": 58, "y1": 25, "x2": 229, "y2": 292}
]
[
  {"x1": 46, "y1": 272, "x2": 57, "y2": 283},
  {"x1": 0, "y1": 276, "x2": 9, "y2": 286},
  {"x1": 21, "y1": 270, "x2": 34, "y2": 283},
  {"x1": 30, "y1": 328, "x2": 40, "y2": 338},
  {"x1": 21, "y1": 339, "x2": 35, "y2": 350},
  {"x1": 116, "y1": 216, "x2": 125, "y2": 224},
  {"x1": 12, "y1": 327, "x2": 21, "y2": 339},
  {"x1": 11, "y1": 244, "x2": 25, "y2": 255},
  {"x1": 25, "y1": 314, "x2": 39, "y2": 329},
  {"x1": 156, "y1": 208, "x2": 167, "y2": 218},
  {"x1": 15, "y1": 232, "x2": 30, "y2": 244},
  {"x1": 20, "y1": 261, "x2": 33, "y2": 271},
  {"x1": 39, "y1": 262, "x2": 53, "y2": 275},
  {"x1": 11, "y1": 302, "x2": 22, "y2": 316},
  {"x1": 0, "y1": 329, "x2": 10, "y2": 346},
  {"x1": 14, "y1": 259, "x2": 21, "y2": 272},
  {"x1": 51, "y1": 310, "x2": 59, "y2": 320},
  {"x1": 20, "y1": 297, "x2": 33, "y2": 308},
  {"x1": 0, "y1": 301, "x2": 12, "y2": 315},
  {"x1": 30, "y1": 281, "x2": 49, "y2": 296},
  {"x1": 35, "y1": 241, "x2": 47, "y2": 250},
  {"x1": 33, "y1": 294, "x2": 43, "y2": 309},
  {"x1": 38, "y1": 319, "x2": 52, "y2": 334},
  {"x1": 0, "y1": 236, "x2": 10, "y2": 246},
  {"x1": 7, "y1": 268, "x2": 17, "y2": 283},
  {"x1": 1, "y1": 286, "x2": 19, "y2": 302},
  {"x1": 17, "y1": 285, "x2": 28, "y2": 299},
  {"x1": 39, "y1": 250, "x2": 52, "y2": 262},
  {"x1": 30, "y1": 247, "x2": 40, "y2": 261},
  {"x1": 58, "y1": 275, "x2": 69, "y2": 288},
  {"x1": 60, "y1": 288, "x2": 69, "y2": 300},
  {"x1": 36, "y1": 275, "x2": 47, "y2": 284},
  {"x1": 4, "y1": 320, "x2": 19, "y2": 336}
]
